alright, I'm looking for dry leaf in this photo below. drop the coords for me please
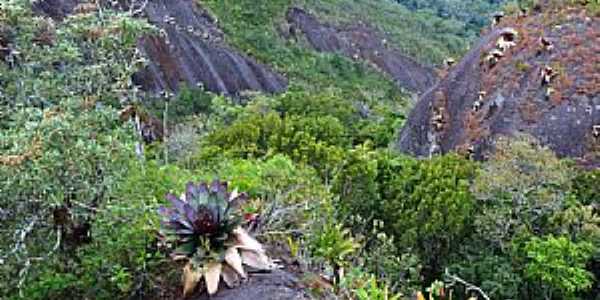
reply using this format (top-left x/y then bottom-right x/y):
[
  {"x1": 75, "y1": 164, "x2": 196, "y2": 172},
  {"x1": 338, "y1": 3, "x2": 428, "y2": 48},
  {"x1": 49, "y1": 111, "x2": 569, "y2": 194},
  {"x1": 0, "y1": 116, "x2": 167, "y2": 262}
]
[
  {"x1": 205, "y1": 262, "x2": 222, "y2": 295},
  {"x1": 183, "y1": 262, "x2": 202, "y2": 297},
  {"x1": 233, "y1": 227, "x2": 264, "y2": 252},
  {"x1": 225, "y1": 246, "x2": 246, "y2": 278},
  {"x1": 240, "y1": 249, "x2": 273, "y2": 270},
  {"x1": 416, "y1": 291, "x2": 426, "y2": 300},
  {"x1": 221, "y1": 264, "x2": 240, "y2": 288},
  {"x1": 229, "y1": 189, "x2": 239, "y2": 200}
]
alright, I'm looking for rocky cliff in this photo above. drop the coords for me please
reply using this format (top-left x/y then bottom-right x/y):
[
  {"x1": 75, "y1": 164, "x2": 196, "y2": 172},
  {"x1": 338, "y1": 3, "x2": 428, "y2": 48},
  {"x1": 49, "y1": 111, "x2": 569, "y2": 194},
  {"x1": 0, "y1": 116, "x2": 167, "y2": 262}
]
[
  {"x1": 286, "y1": 7, "x2": 438, "y2": 94},
  {"x1": 397, "y1": 3, "x2": 600, "y2": 165},
  {"x1": 35, "y1": 0, "x2": 288, "y2": 96}
]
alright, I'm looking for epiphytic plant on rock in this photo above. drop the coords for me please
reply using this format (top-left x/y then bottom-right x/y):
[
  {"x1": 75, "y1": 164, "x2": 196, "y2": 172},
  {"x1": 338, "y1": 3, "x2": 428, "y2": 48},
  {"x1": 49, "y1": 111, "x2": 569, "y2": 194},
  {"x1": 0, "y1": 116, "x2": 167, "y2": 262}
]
[{"x1": 158, "y1": 180, "x2": 275, "y2": 296}]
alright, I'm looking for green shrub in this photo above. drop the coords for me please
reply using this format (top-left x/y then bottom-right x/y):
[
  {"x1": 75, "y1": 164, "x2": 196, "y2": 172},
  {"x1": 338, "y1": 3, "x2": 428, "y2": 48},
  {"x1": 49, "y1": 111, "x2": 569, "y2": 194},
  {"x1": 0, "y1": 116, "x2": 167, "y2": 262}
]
[
  {"x1": 15, "y1": 160, "x2": 197, "y2": 299},
  {"x1": 472, "y1": 135, "x2": 576, "y2": 249},
  {"x1": 333, "y1": 150, "x2": 477, "y2": 283},
  {"x1": 460, "y1": 135, "x2": 599, "y2": 300},
  {"x1": 382, "y1": 154, "x2": 477, "y2": 281},
  {"x1": 308, "y1": 222, "x2": 359, "y2": 284},
  {"x1": 332, "y1": 144, "x2": 381, "y2": 221},
  {"x1": 353, "y1": 275, "x2": 401, "y2": 300},
  {"x1": 522, "y1": 235, "x2": 595, "y2": 298},
  {"x1": 356, "y1": 219, "x2": 422, "y2": 296},
  {"x1": 0, "y1": 102, "x2": 138, "y2": 297},
  {"x1": 572, "y1": 169, "x2": 600, "y2": 206},
  {"x1": 145, "y1": 84, "x2": 215, "y2": 124},
  {"x1": 200, "y1": 110, "x2": 347, "y2": 179},
  {"x1": 199, "y1": 154, "x2": 322, "y2": 199},
  {"x1": 275, "y1": 88, "x2": 359, "y2": 130},
  {"x1": 448, "y1": 252, "x2": 522, "y2": 300},
  {"x1": 0, "y1": 1, "x2": 156, "y2": 297}
]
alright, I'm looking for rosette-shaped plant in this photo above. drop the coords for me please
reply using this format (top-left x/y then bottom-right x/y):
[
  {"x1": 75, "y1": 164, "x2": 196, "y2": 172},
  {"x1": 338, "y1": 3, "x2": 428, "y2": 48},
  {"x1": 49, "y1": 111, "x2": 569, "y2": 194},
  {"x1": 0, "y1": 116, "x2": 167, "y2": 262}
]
[{"x1": 158, "y1": 180, "x2": 275, "y2": 296}]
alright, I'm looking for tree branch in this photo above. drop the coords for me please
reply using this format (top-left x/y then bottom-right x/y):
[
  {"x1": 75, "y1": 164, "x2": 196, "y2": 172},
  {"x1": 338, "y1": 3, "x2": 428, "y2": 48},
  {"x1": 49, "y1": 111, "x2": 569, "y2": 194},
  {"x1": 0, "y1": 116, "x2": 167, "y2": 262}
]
[{"x1": 444, "y1": 269, "x2": 491, "y2": 300}]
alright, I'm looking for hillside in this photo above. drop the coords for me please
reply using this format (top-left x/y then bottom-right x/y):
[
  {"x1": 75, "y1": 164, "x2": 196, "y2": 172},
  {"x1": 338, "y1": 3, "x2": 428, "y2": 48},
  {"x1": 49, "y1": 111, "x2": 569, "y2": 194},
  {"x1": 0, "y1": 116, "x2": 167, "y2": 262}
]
[
  {"x1": 396, "y1": 0, "x2": 507, "y2": 33},
  {"x1": 398, "y1": 1, "x2": 600, "y2": 166},
  {"x1": 1, "y1": 1, "x2": 598, "y2": 300}
]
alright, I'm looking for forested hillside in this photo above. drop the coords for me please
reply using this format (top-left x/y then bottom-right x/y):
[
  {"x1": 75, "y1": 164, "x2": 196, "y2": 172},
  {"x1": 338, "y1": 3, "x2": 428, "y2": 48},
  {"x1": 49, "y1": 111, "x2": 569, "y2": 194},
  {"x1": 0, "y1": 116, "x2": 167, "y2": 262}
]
[
  {"x1": 1, "y1": 0, "x2": 598, "y2": 300},
  {"x1": 395, "y1": 0, "x2": 507, "y2": 33}
]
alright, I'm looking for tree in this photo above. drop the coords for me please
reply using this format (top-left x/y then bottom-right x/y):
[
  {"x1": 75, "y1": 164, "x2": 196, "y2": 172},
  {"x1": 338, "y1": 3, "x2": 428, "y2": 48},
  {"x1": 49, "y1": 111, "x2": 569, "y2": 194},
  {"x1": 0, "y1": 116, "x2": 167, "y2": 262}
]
[
  {"x1": 0, "y1": 1, "x2": 152, "y2": 297},
  {"x1": 382, "y1": 154, "x2": 477, "y2": 282},
  {"x1": 523, "y1": 235, "x2": 594, "y2": 299}
]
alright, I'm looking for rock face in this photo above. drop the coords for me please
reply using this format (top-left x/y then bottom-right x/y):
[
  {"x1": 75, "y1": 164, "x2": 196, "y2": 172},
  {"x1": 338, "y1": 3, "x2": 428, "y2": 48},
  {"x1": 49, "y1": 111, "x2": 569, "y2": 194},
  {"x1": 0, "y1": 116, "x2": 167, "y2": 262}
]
[
  {"x1": 34, "y1": 0, "x2": 287, "y2": 96},
  {"x1": 397, "y1": 3, "x2": 600, "y2": 164},
  {"x1": 193, "y1": 270, "x2": 310, "y2": 300},
  {"x1": 286, "y1": 7, "x2": 438, "y2": 94}
]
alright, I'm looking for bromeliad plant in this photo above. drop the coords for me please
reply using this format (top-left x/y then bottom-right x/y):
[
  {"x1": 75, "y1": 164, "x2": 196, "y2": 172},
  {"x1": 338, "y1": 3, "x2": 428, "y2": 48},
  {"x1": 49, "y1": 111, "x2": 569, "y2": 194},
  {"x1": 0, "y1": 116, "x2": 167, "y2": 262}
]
[{"x1": 158, "y1": 180, "x2": 275, "y2": 296}]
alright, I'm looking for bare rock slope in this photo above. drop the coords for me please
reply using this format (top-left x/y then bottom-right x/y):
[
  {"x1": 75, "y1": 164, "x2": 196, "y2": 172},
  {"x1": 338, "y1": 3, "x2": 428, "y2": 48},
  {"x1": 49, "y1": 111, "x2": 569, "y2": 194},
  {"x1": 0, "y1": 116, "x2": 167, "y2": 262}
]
[
  {"x1": 397, "y1": 3, "x2": 600, "y2": 164},
  {"x1": 193, "y1": 270, "x2": 309, "y2": 300},
  {"x1": 286, "y1": 7, "x2": 439, "y2": 94},
  {"x1": 35, "y1": 0, "x2": 288, "y2": 96}
]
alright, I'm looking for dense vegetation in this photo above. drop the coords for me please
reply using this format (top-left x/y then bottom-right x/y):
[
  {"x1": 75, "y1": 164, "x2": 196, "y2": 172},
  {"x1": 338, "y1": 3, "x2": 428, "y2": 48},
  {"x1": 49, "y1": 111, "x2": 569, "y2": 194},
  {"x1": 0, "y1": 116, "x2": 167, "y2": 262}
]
[
  {"x1": 394, "y1": 0, "x2": 507, "y2": 34},
  {"x1": 1, "y1": 1, "x2": 598, "y2": 300}
]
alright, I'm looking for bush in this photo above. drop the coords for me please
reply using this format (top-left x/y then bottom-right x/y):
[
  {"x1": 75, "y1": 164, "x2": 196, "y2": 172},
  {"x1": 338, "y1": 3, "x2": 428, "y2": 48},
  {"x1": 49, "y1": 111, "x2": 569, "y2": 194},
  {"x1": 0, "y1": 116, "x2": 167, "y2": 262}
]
[
  {"x1": 308, "y1": 222, "x2": 359, "y2": 284},
  {"x1": 332, "y1": 144, "x2": 381, "y2": 221},
  {"x1": 0, "y1": 2, "x2": 156, "y2": 298},
  {"x1": 382, "y1": 154, "x2": 477, "y2": 281},
  {"x1": 344, "y1": 271, "x2": 401, "y2": 300},
  {"x1": 199, "y1": 110, "x2": 347, "y2": 179},
  {"x1": 459, "y1": 135, "x2": 599, "y2": 300},
  {"x1": 0, "y1": 101, "x2": 138, "y2": 298},
  {"x1": 572, "y1": 168, "x2": 600, "y2": 206},
  {"x1": 356, "y1": 219, "x2": 422, "y2": 297},
  {"x1": 522, "y1": 235, "x2": 595, "y2": 299},
  {"x1": 471, "y1": 135, "x2": 575, "y2": 249},
  {"x1": 333, "y1": 150, "x2": 477, "y2": 283},
  {"x1": 448, "y1": 252, "x2": 522, "y2": 300},
  {"x1": 199, "y1": 154, "x2": 322, "y2": 199},
  {"x1": 15, "y1": 160, "x2": 197, "y2": 299}
]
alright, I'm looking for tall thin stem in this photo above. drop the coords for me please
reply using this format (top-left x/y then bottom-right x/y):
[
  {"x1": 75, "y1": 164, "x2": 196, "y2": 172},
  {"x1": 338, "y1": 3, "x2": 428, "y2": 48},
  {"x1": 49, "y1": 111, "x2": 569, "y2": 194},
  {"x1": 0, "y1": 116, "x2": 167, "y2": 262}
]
[{"x1": 163, "y1": 99, "x2": 169, "y2": 164}]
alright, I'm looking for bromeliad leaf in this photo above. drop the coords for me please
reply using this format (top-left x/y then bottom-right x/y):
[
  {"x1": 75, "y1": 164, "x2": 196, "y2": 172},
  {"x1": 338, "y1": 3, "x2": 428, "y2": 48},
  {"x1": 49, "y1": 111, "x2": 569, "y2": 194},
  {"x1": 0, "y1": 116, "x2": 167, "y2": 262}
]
[
  {"x1": 225, "y1": 246, "x2": 246, "y2": 278},
  {"x1": 221, "y1": 264, "x2": 241, "y2": 288},
  {"x1": 205, "y1": 262, "x2": 222, "y2": 295},
  {"x1": 183, "y1": 262, "x2": 202, "y2": 297}
]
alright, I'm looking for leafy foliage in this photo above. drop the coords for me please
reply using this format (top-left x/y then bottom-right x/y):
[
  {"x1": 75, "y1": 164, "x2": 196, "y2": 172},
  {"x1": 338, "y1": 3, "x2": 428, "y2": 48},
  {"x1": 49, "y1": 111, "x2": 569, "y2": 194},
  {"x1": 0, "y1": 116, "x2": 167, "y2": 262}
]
[
  {"x1": 0, "y1": 1, "x2": 151, "y2": 297},
  {"x1": 394, "y1": 0, "x2": 507, "y2": 34},
  {"x1": 309, "y1": 222, "x2": 359, "y2": 281},
  {"x1": 381, "y1": 154, "x2": 477, "y2": 280},
  {"x1": 449, "y1": 135, "x2": 600, "y2": 300},
  {"x1": 448, "y1": 252, "x2": 522, "y2": 300},
  {"x1": 523, "y1": 235, "x2": 595, "y2": 298},
  {"x1": 198, "y1": 105, "x2": 348, "y2": 179},
  {"x1": 350, "y1": 273, "x2": 401, "y2": 300},
  {"x1": 3, "y1": 0, "x2": 599, "y2": 299},
  {"x1": 355, "y1": 219, "x2": 422, "y2": 297},
  {"x1": 572, "y1": 168, "x2": 600, "y2": 206},
  {"x1": 471, "y1": 135, "x2": 575, "y2": 249}
]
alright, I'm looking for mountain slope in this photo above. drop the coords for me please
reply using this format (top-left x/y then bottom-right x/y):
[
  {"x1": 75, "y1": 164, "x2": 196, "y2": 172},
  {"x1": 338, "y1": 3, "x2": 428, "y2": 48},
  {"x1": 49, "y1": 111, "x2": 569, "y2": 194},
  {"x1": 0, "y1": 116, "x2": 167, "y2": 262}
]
[
  {"x1": 395, "y1": 0, "x2": 507, "y2": 33},
  {"x1": 35, "y1": 0, "x2": 288, "y2": 96},
  {"x1": 286, "y1": 7, "x2": 438, "y2": 94},
  {"x1": 397, "y1": 2, "x2": 600, "y2": 165},
  {"x1": 33, "y1": 0, "x2": 486, "y2": 104}
]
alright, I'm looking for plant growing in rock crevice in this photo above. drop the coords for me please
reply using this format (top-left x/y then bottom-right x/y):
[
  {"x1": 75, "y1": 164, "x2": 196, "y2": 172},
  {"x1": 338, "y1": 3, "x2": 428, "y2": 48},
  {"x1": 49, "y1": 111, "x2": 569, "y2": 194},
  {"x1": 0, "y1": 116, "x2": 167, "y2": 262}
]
[{"x1": 158, "y1": 180, "x2": 275, "y2": 296}]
